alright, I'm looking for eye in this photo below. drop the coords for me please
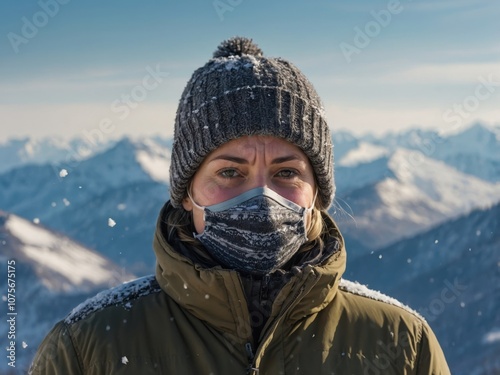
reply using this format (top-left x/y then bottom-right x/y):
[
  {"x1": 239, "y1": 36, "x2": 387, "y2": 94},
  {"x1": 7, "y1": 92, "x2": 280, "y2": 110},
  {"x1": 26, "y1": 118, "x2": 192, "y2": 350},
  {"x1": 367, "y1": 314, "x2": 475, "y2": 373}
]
[
  {"x1": 276, "y1": 169, "x2": 298, "y2": 179},
  {"x1": 219, "y1": 168, "x2": 241, "y2": 179}
]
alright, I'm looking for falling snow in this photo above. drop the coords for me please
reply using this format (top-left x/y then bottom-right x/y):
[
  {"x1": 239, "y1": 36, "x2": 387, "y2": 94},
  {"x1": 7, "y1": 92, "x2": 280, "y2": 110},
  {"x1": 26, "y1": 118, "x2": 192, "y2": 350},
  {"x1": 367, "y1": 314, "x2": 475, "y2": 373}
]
[
  {"x1": 483, "y1": 330, "x2": 500, "y2": 344},
  {"x1": 1, "y1": 127, "x2": 498, "y2": 373}
]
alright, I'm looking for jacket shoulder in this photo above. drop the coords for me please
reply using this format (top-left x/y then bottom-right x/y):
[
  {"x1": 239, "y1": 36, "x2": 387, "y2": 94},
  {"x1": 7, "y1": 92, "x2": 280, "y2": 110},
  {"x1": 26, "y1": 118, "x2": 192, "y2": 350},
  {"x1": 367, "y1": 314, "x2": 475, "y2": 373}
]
[
  {"x1": 65, "y1": 275, "x2": 162, "y2": 324},
  {"x1": 338, "y1": 278, "x2": 425, "y2": 321}
]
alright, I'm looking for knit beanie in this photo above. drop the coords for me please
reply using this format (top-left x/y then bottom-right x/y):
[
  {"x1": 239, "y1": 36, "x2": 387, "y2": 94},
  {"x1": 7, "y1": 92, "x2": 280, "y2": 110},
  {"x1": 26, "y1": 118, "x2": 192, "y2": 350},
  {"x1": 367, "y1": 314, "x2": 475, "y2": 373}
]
[{"x1": 169, "y1": 37, "x2": 334, "y2": 209}]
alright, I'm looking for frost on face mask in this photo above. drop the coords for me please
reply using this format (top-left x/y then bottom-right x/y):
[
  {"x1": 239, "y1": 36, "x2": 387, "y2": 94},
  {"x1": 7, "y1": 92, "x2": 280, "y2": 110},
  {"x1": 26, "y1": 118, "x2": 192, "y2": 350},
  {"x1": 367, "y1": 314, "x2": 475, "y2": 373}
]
[{"x1": 193, "y1": 187, "x2": 313, "y2": 275}]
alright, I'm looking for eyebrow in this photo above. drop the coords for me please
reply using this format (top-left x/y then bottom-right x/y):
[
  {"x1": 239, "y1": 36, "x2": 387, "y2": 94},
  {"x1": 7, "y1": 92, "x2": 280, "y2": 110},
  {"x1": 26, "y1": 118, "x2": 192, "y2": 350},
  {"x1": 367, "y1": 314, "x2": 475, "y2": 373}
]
[
  {"x1": 209, "y1": 155, "x2": 248, "y2": 164},
  {"x1": 209, "y1": 154, "x2": 304, "y2": 164},
  {"x1": 271, "y1": 155, "x2": 303, "y2": 164}
]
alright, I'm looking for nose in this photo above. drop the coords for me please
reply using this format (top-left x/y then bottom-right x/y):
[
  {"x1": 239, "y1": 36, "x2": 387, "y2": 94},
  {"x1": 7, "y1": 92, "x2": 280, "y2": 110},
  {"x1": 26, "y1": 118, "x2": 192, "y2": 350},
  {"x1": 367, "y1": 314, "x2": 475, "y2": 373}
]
[
  {"x1": 248, "y1": 170, "x2": 270, "y2": 191},
  {"x1": 254, "y1": 175, "x2": 268, "y2": 189}
]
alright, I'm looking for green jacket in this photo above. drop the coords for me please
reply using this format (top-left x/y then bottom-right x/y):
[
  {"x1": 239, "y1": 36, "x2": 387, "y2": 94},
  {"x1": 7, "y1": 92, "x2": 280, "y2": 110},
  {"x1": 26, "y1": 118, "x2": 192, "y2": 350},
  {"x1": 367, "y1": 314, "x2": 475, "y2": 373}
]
[{"x1": 30, "y1": 204, "x2": 450, "y2": 374}]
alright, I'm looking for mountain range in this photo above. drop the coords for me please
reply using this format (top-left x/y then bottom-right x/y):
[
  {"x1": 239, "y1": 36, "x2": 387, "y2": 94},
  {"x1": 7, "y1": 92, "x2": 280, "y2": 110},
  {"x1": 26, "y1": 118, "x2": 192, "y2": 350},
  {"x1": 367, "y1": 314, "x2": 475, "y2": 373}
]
[
  {"x1": 1, "y1": 122, "x2": 499, "y2": 374},
  {"x1": 0, "y1": 137, "x2": 171, "y2": 274},
  {"x1": 0, "y1": 211, "x2": 134, "y2": 373},
  {"x1": 346, "y1": 202, "x2": 500, "y2": 375}
]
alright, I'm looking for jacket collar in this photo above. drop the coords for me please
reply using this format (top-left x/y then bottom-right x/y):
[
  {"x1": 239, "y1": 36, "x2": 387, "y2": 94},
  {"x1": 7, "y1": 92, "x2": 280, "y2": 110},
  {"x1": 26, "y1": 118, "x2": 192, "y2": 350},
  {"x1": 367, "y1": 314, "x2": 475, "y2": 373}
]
[{"x1": 153, "y1": 202, "x2": 346, "y2": 339}]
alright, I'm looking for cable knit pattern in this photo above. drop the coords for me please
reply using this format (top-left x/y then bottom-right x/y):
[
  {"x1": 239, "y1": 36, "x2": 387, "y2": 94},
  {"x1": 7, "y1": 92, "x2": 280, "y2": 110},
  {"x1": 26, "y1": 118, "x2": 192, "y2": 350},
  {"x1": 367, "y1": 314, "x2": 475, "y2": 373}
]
[{"x1": 169, "y1": 36, "x2": 334, "y2": 209}]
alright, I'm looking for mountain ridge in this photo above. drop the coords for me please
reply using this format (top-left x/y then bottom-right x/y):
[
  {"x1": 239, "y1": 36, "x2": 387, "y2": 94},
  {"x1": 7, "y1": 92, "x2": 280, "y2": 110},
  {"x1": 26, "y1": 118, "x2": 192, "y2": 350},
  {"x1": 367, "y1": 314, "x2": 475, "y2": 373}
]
[
  {"x1": 1, "y1": 122, "x2": 498, "y2": 374},
  {"x1": 0, "y1": 211, "x2": 135, "y2": 373}
]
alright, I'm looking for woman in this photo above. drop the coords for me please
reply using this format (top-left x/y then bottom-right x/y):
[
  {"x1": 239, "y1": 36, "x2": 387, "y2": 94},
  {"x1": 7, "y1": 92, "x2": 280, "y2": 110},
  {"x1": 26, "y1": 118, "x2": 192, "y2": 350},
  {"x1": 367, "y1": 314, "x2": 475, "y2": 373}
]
[{"x1": 30, "y1": 37, "x2": 450, "y2": 374}]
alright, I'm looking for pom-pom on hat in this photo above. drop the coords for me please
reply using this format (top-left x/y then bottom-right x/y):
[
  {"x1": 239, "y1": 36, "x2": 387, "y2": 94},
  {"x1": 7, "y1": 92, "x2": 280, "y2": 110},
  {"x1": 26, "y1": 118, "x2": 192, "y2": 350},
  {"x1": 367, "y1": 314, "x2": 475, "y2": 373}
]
[{"x1": 169, "y1": 36, "x2": 334, "y2": 209}]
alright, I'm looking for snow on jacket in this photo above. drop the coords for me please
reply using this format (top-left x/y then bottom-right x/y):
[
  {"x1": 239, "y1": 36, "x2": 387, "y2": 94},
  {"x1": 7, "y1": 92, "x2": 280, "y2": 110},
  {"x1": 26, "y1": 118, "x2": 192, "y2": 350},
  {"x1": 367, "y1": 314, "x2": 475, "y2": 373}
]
[{"x1": 29, "y1": 202, "x2": 451, "y2": 374}]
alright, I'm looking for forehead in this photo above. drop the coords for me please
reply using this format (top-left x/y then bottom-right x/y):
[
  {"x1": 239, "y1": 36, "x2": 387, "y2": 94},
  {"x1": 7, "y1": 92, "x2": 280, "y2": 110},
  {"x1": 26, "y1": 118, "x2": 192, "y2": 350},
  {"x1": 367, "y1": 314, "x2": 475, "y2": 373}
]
[{"x1": 209, "y1": 135, "x2": 307, "y2": 158}]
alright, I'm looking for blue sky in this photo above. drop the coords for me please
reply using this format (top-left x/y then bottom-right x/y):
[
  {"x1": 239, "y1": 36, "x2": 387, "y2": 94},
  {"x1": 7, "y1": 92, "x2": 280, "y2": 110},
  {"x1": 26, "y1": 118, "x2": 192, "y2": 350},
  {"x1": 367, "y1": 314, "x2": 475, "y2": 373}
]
[{"x1": 1, "y1": 0, "x2": 499, "y2": 141}]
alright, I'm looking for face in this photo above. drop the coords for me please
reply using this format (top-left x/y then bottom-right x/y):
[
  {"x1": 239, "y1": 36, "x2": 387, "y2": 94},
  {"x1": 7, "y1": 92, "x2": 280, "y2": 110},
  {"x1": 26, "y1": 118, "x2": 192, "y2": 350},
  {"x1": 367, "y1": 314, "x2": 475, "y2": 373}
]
[{"x1": 182, "y1": 136, "x2": 317, "y2": 234}]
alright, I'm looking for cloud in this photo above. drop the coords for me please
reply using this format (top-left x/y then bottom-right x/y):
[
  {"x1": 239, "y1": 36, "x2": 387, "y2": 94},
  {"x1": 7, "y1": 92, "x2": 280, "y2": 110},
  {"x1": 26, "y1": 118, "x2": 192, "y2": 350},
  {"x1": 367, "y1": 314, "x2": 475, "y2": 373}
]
[
  {"x1": 319, "y1": 62, "x2": 500, "y2": 87},
  {"x1": 406, "y1": 0, "x2": 487, "y2": 12},
  {"x1": 324, "y1": 102, "x2": 500, "y2": 136},
  {"x1": 0, "y1": 64, "x2": 189, "y2": 109},
  {"x1": 0, "y1": 102, "x2": 176, "y2": 142},
  {"x1": 378, "y1": 62, "x2": 500, "y2": 85}
]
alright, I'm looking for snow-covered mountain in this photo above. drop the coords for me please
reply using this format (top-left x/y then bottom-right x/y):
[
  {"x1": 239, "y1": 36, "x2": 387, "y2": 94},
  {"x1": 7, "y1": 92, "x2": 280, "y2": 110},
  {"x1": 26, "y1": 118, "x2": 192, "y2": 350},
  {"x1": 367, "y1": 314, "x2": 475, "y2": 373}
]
[
  {"x1": 365, "y1": 123, "x2": 500, "y2": 182},
  {"x1": 0, "y1": 211, "x2": 134, "y2": 374},
  {"x1": 0, "y1": 211, "x2": 131, "y2": 292},
  {"x1": 332, "y1": 130, "x2": 360, "y2": 161},
  {"x1": 334, "y1": 146, "x2": 500, "y2": 251},
  {"x1": 0, "y1": 137, "x2": 170, "y2": 218},
  {"x1": 0, "y1": 137, "x2": 171, "y2": 273},
  {"x1": 0, "y1": 122, "x2": 499, "y2": 373},
  {"x1": 346, "y1": 202, "x2": 500, "y2": 375},
  {"x1": 1, "y1": 123, "x2": 499, "y2": 266},
  {"x1": 0, "y1": 136, "x2": 114, "y2": 175}
]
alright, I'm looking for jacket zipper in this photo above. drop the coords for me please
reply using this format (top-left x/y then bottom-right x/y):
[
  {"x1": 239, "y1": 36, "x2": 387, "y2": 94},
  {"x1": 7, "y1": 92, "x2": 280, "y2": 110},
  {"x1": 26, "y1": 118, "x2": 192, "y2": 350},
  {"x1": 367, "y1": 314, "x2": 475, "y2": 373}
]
[
  {"x1": 245, "y1": 275, "x2": 269, "y2": 374},
  {"x1": 245, "y1": 342, "x2": 259, "y2": 374},
  {"x1": 261, "y1": 274, "x2": 270, "y2": 302},
  {"x1": 246, "y1": 272, "x2": 317, "y2": 373}
]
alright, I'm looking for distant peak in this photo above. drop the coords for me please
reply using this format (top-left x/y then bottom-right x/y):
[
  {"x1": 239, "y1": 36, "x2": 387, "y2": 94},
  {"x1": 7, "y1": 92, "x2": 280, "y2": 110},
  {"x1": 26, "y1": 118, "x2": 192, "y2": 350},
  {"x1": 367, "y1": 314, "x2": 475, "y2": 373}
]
[{"x1": 338, "y1": 142, "x2": 389, "y2": 167}]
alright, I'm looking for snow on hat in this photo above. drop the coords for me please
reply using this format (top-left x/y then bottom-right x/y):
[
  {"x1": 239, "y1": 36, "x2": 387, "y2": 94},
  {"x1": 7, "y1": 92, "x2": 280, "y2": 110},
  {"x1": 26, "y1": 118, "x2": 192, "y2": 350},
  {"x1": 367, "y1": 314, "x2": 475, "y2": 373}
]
[{"x1": 169, "y1": 36, "x2": 334, "y2": 209}]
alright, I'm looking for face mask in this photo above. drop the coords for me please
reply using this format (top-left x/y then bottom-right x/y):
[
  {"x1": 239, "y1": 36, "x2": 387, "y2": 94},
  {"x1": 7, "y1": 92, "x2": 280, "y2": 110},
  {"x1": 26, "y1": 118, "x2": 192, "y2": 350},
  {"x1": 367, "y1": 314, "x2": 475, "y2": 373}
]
[{"x1": 189, "y1": 187, "x2": 316, "y2": 275}]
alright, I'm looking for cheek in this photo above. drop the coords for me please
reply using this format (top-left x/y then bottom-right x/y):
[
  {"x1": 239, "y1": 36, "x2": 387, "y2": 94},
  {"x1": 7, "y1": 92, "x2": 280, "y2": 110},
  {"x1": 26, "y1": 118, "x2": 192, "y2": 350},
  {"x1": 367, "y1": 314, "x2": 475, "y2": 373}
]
[
  {"x1": 191, "y1": 175, "x2": 225, "y2": 206},
  {"x1": 280, "y1": 188, "x2": 316, "y2": 208},
  {"x1": 193, "y1": 178, "x2": 242, "y2": 207}
]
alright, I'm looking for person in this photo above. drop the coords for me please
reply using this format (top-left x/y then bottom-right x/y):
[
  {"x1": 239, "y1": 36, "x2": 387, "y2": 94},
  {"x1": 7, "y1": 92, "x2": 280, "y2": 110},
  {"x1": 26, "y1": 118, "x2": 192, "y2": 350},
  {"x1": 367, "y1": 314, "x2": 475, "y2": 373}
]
[{"x1": 29, "y1": 36, "x2": 450, "y2": 374}]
